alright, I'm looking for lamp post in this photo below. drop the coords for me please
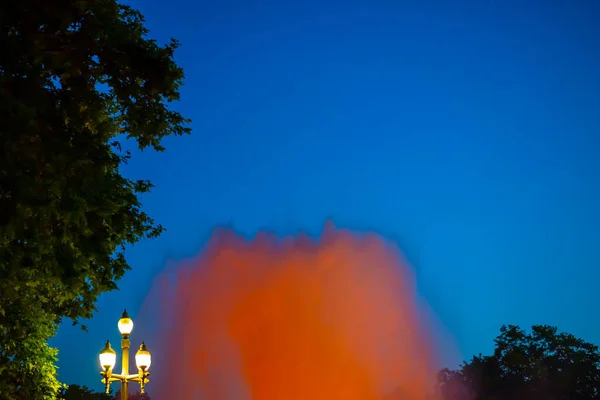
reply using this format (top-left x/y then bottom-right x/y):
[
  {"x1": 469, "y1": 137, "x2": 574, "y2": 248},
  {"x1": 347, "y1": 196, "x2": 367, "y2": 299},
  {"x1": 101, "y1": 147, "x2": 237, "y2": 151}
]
[{"x1": 99, "y1": 310, "x2": 152, "y2": 400}]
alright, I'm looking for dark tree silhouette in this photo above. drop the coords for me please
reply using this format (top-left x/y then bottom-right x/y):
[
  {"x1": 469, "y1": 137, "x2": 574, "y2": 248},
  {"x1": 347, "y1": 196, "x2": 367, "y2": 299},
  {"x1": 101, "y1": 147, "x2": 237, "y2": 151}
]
[
  {"x1": 59, "y1": 384, "x2": 111, "y2": 400},
  {"x1": 113, "y1": 389, "x2": 151, "y2": 400},
  {"x1": 437, "y1": 325, "x2": 600, "y2": 400},
  {"x1": 61, "y1": 386, "x2": 151, "y2": 400}
]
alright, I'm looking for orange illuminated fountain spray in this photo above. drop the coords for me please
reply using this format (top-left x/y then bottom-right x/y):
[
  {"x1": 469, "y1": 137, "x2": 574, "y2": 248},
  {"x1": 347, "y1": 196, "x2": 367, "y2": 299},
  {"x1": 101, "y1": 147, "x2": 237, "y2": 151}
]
[{"x1": 140, "y1": 222, "x2": 445, "y2": 399}]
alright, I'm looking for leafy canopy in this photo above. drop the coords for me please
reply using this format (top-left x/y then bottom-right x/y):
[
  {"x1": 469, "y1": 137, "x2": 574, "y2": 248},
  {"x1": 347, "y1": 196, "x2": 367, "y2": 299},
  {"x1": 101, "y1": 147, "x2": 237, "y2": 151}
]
[
  {"x1": 437, "y1": 325, "x2": 600, "y2": 400},
  {"x1": 59, "y1": 384, "x2": 112, "y2": 400},
  {"x1": 0, "y1": 0, "x2": 190, "y2": 397},
  {"x1": 58, "y1": 385, "x2": 152, "y2": 400}
]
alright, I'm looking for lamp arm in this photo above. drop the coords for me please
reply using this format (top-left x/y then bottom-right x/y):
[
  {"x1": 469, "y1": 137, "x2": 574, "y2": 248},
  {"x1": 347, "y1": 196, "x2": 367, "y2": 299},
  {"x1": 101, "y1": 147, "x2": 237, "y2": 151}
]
[
  {"x1": 109, "y1": 373, "x2": 125, "y2": 381},
  {"x1": 99, "y1": 371, "x2": 124, "y2": 394}
]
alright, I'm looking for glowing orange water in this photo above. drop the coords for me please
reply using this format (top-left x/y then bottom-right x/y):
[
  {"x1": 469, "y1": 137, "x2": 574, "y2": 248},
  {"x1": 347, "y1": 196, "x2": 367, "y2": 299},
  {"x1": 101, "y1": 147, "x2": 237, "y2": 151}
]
[{"x1": 142, "y1": 223, "x2": 442, "y2": 399}]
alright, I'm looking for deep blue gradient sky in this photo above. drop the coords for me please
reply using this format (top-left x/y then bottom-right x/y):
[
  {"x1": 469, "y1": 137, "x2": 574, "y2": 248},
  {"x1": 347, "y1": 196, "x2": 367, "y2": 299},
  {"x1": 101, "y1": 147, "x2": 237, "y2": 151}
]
[{"x1": 52, "y1": 0, "x2": 600, "y2": 391}]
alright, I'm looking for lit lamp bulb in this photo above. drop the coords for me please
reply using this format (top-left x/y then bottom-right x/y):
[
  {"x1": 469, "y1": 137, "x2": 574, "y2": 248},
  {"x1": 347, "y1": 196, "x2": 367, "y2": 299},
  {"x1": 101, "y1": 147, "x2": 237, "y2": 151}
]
[
  {"x1": 99, "y1": 340, "x2": 117, "y2": 371},
  {"x1": 135, "y1": 342, "x2": 152, "y2": 371},
  {"x1": 118, "y1": 309, "x2": 134, "y2": 337}
]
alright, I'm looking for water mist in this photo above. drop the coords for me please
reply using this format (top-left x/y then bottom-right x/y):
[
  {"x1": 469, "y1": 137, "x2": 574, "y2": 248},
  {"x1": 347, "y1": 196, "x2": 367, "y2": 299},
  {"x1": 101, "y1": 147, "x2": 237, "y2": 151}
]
[{"x1": 139, "y1": 223, "x2": 444, "y2": 399}]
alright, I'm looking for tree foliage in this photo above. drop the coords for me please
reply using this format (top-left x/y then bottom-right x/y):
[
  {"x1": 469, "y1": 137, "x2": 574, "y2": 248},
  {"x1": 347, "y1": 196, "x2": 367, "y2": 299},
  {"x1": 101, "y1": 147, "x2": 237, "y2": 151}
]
[
  {"x1": 113, "y1": 389, "x2": 151, "y2": 400},
  {"x1": 0, "y1": 314, "x2": 64, "y2": 399},
  {"x1": 437, "y1": 325, "x2": 600, "y2": 400},
  {"x1": 59, "y1": 384, "x2": 112, "y2": 400},
  {"x1": 0, "y1": 0, "x2": 190, "y2": 397},
  {"x1": 59, "y1": 386, "x2": 151, "y2": 400}
]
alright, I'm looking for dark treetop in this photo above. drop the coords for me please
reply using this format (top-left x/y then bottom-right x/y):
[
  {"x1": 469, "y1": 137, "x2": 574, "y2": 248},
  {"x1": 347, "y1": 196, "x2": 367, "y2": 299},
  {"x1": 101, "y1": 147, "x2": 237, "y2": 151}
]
[{"x1": 437, "y1": 325, "x2": 600, "y2": 400}]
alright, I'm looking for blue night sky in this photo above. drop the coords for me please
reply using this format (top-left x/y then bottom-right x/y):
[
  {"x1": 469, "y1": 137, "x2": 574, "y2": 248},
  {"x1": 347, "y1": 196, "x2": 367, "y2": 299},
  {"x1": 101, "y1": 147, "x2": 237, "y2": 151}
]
[{"x1": 52, "y1": 0, "x2": 600, "y2": 391}]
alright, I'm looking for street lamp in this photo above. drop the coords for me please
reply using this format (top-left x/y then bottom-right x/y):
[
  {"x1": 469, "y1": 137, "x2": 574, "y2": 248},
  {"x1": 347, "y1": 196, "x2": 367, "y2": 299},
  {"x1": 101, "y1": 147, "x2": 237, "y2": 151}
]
[{"x1": 99, "y1": 310, "x2": 152, "y2": 400}]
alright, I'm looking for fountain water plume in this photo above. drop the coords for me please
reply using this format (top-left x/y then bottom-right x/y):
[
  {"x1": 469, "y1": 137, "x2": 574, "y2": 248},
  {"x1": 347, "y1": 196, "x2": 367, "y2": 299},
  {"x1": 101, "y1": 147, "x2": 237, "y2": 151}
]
[{"x1": 140, "y1": 223, "x2": 444, "y2": 399}]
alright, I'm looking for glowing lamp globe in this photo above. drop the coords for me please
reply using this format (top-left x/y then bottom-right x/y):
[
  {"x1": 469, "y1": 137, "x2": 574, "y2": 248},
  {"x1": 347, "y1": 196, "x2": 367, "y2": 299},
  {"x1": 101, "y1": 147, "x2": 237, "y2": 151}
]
[
  {"x1": 99, "y1": 341, "x2": 117, "y2": 370},
  {"x1": 118, "y1": 309, "x2": 134, "y2": 336},
  {"x1": 135, "y1": 342, "x2": 152, "y2": 371}
]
